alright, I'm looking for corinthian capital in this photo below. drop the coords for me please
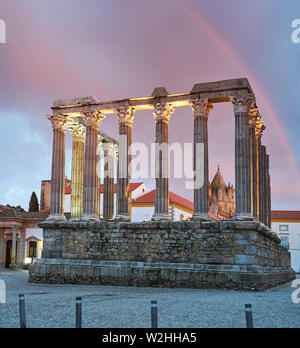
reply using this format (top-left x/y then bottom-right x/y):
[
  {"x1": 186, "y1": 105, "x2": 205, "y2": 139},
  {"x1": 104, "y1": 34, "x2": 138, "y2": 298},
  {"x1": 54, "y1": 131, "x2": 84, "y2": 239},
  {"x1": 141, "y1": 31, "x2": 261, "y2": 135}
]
[
  {"x1": 190, "y1": 97, "x2": 213, "y2": 120},
  {"x1": 83, "y1": 111, "x2": 105, "y2": 131},
  {"x1": 47, "y1": 114, "x2": 68, "y2": 132},
  {"x1": 255, "y1": 120, "x2": 266, "y2": 139},
  {"x1": 248, "y1": 106, "x2": 259, "y2": 128},
  {"x1": 153, "y1": 103, "x2": 175, "y2": 124},
  {"x1": 230, "y1": 95, "x2": 253, "y2": 114},
  {"x1": 114, "y1": 104, "x2": 135, "y2": 127},
  {"x1": 68, "y1": 123, "x2": 86, "y2": 141}
]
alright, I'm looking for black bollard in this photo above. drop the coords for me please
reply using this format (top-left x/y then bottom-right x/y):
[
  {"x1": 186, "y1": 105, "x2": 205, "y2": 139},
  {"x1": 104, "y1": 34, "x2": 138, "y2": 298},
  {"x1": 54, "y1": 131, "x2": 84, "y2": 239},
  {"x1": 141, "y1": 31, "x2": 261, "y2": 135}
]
[
  {"x1": 19, "y1": 294, "x2": 26, "y2": 329},
  {"x1": 151, "y1": 300, "x2": 158, "y2": 328},
  {"x1": 245, "y1": 304, "x2": 254, "y2": 328},
  {"x1": 76, "y1": 297, "x2": 82, "y2": 328}
]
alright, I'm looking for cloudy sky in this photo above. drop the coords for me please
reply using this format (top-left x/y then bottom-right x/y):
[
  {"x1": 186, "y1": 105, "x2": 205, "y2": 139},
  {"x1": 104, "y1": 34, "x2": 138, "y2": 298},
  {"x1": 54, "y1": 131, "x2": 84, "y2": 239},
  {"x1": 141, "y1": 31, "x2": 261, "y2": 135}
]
[{"x1": 0, "y1": 0, "x2": 299, "y2": 211}]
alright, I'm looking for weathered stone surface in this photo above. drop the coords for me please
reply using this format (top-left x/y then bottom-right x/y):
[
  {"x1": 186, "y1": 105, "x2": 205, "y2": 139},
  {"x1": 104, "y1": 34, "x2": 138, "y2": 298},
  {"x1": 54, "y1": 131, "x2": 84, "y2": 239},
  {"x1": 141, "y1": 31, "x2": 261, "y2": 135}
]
[
  {"x1": 31, "y1": 221, "x2": 295, "y2": 291},
  {"x1": 29, "y1": 259, "x2": 295, "y2": 291}
]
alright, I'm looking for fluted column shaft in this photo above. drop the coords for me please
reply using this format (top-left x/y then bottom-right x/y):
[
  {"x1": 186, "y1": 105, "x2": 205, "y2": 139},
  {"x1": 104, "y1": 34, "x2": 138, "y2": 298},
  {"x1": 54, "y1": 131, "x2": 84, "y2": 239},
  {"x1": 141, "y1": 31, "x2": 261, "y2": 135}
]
[
  {"x1": 249, "y1": 123, "x2": 257, "y2": 217},
  {"x1": 70, "y1": 127, "x2": 85, "y2": 220},
  {"x1": 257, "y1": 136, "x2": 262, "y2": 221},
  {"x1": 82, "y1": 111, "x2": 105, "y2": 221},
  {"x1": 231, "y1": 96, "x2": 253, "y2": 219},
  {"x1": 103, "y1": 143, "x2": 115, "y2": 221},
  {"x1": 47, "y1": 114, "x2": 67, "y2": 221},
  {"x1": 191, "y1": 97, "x2": 212, "y2": 220},
  {"x1": 254, "y1": 115, "x2": 265, "y2": 222},
  {"x1": 96, "y1": 137, "x2": 102, "y2": 218},
  {"x1": 260, "y1": 145, "x2": 267, "y2": 225},
  {"x1": 266, "y1": 154, "x2": 271, "y2": 228},
  {"x1": 115, "y1": 105, "x2": 134, "y2": 221},
  {"x1": 152, "y1": 103, "x2": 174, "y2": 221}
]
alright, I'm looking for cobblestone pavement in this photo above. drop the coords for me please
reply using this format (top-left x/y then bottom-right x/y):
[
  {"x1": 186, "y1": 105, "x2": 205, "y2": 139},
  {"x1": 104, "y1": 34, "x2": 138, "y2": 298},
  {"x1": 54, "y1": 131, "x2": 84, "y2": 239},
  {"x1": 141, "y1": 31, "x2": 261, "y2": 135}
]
[{"x1": 0, "y1": 269, "x2": 299, "y2": 328}]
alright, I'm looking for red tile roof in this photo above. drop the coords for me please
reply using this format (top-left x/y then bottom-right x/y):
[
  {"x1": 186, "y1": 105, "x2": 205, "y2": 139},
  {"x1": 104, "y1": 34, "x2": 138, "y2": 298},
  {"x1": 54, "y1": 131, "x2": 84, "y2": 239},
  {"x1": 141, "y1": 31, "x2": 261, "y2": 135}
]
[
  {"x1": 272, "y1": 211, "x2": 300, "y2": 220},
  {"x1": 0, "y1": 204, "x2": 10, "y2": 212},
  {"x1": 0, "y1": 208, "x2": 49, "y2": 221},
  {"x1": 40, "y1": 208, "x2": 50, "y2": 213},
  {"x1": 133, "y1": 189, "x2": 219, "y2": 220},
  {"x1": 65, "y1": 182, "x2": 144, "y2": 195},
  {"x1": 134, "y1": 189, "x2": 193, "y2": 208}
]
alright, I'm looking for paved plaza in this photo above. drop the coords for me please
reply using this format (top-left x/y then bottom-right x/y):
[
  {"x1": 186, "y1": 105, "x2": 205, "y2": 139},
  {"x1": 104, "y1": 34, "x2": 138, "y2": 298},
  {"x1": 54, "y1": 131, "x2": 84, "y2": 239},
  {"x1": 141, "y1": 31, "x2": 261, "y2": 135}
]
[{"x1": 0, "y1": 269, "x2": 299, "y2": 328}]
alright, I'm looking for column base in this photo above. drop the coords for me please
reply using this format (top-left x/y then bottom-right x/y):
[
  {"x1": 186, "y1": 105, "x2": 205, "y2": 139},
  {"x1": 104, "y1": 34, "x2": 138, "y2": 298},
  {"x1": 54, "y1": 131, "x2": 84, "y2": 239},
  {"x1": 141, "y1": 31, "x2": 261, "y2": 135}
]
[
  {"x1": 46, "y1": 214, "x2": 67, "y2": 222},
  {"x1": 233, "y1": 213, "x2": 254, "y2": 221},
  {"x1": 191, "y1": 213, "x2": 211, "y2": 221},
  {"x1": 151, "y1": 213, "x2": 171, "y2": 222},
  {"x1": 9, "y1": 263, "x2": 17, "y2": 270},
  {"x1": 70, "y1": 218, "x2": 81, "y2": 222},
  {"x1": 81, "y1": 214, "x2": 100, "y2": 222},
  {"x1": 115, "y1": 214, "x2": 131, "y2": 222}
]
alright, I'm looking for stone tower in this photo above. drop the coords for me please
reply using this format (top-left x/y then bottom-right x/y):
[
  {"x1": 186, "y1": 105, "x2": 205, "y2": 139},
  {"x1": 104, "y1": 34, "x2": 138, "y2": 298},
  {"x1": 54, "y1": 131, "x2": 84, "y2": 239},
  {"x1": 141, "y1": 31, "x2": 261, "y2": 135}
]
[{"x1": 209, "y1": 166, "x2": 236, "y2": 220}]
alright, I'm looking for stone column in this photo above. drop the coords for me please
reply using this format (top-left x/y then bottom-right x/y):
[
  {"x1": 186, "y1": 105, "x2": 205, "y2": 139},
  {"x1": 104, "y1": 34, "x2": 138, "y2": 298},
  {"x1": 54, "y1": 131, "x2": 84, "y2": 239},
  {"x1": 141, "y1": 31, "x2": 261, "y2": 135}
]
[
  {"x1": 264, "y1": 148, "x2": 269, "y2": 226},
  {"x1": 10, "y1": 229, "x2": 17, "y2": 268},
  {"x1": 82, "y1": 111, "x2": 105, "y2": 221},
  {"x1": 260, "y1": 145, "x2": 267, "y2": 225},
  {"x1": 70, "y1": 125, "x2": 85, "y2": 220},
  {"x1": 47, "y1": 114, "x2": 68, "y2": 222},
  {"x1": 249, "y1": 107, "x2": 259, "y2": 218},
  {"x1": 96, "y1": 136, "x2": 103, "y2": 218},
  {"x1": 190, "y1": 97, "x2": 213, "y2": 221},
  {"x1": 266, "y1": 153, "x2": 271, "y2": 228},
  {"x1": 103, "y1": 143, "x2": 115, "y2": 221},
  {"x1": 115, "y1": 146, "x2": 119, "y2": 217},
  {"x1": 115, "y1": 105, "x2": 135, "y2": 222},
  {"x1": 267, "y1": 155, "x2": 272, "y2": 228},
  {"x1": 256, "y1": 121, "x2": 265, "y2": 223},
  {"x1": 231, "y1": 96, "x2": 253, "y2": 220},
  {"x1": 152, "y1": 103, "x2": 175, "y2": 221}
]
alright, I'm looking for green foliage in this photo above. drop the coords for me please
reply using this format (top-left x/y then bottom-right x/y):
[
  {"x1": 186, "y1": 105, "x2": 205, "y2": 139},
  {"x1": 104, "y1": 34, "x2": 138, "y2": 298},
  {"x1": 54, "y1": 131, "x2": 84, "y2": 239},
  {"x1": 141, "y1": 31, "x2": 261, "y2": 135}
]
[
  {"x1": 6, "y1": 204, "x2": 25, "y2": 212},
  {"x1": 29, "y1": 192, "x2": 39, "y2": 212}
]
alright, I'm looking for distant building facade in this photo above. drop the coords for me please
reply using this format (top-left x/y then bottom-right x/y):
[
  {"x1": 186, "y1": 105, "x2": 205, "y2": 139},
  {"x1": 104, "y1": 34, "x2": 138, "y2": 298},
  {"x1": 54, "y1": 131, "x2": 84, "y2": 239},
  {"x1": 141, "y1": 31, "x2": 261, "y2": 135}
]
[
  {"x1": 272, "y1": 211, "x2": 300, "y2": 273},
  {"x1": 0, "y1": 206, "x2": 48, "y2": 268}
]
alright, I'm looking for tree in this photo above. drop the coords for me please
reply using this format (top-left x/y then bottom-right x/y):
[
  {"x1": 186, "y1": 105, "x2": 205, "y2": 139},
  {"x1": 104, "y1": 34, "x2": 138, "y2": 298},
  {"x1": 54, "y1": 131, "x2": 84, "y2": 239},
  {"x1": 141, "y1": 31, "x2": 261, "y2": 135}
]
[
  {"x1": 6, "y1": 204, "x2": 25, "y2": 212},
  {"x1": 29, "y1": 192, "x2": 39, "y2": 212}
]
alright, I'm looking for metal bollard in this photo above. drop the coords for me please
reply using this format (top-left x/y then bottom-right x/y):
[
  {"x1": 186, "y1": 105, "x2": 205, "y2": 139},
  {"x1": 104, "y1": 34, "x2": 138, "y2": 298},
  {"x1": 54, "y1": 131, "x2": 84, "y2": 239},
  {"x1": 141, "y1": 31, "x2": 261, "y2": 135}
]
[
  {"x1": 76, "y1": 297, "x2": 82, "y2": 328},
  {"x1": 151, "y1": 300, "x2": 158, "y2": 328},
  {"x1": 245, "y1": 304, "x2": 254, "y2": 328},
  {"x1": 19, "y1": 294, "x2": 26, "y2": 329}
]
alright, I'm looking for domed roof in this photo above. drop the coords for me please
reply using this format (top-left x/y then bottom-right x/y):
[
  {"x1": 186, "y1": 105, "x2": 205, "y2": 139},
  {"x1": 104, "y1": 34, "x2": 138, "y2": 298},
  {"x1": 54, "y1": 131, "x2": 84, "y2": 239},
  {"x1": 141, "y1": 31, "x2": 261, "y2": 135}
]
[{"x1": 211, "y1": 166, "x2": 226, "y2": 188}]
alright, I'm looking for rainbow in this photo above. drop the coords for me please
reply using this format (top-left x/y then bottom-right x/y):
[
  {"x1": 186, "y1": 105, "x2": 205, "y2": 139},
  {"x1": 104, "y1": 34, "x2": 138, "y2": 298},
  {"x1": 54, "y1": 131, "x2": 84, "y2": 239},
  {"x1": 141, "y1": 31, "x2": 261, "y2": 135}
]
[{"x1": 175, "y1": 0, "x2": 300, "y2": 191}]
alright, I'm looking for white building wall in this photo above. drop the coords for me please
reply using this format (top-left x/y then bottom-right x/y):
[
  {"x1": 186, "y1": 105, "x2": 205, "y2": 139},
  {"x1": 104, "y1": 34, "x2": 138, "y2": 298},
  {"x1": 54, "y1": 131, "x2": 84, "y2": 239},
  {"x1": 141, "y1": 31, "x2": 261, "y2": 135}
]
[
  {"x1": 173, "y1": 207, "x2": 192, "y2": 221},
  {"x1": 24, "y1": 228, "x2": 43, "y2": 264},
  {"x1": 65, "y1": 195, "x2": 71, "y2": 213},
  {"x1": 131, "y1": 184, "x2": 147, "y2": 200},
  {"x1": 131, "y1": 207, "x2": 154, "y2": 222},
  {"x1": 131, "y1": 206, "x2": 192, "y2": 222},
  {"x1": 272, "y1": 222, "x2": 300, "y2": 273}
]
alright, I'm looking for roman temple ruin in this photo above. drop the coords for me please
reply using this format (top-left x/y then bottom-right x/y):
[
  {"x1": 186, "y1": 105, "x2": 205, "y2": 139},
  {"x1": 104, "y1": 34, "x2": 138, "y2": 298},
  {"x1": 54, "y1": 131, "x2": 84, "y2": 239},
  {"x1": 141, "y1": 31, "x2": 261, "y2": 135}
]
[{"x1": 29, "y1": 78, "x2": 295, "y2": 290}]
